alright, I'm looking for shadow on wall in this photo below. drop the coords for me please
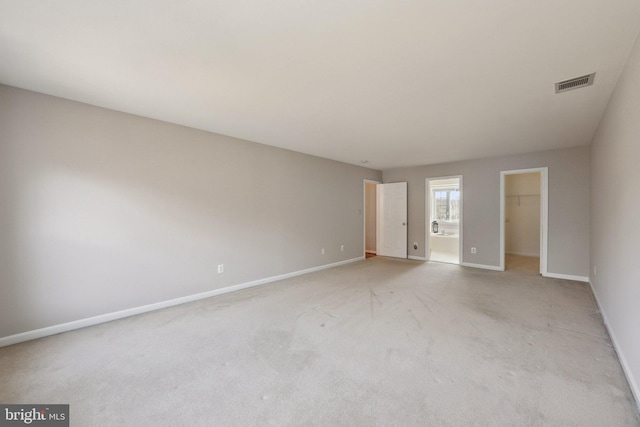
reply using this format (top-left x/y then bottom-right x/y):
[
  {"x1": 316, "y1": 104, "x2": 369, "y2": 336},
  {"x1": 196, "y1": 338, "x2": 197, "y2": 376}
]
[{"x1": 0, "y1": 86, "x2": 380, "y2": 338}]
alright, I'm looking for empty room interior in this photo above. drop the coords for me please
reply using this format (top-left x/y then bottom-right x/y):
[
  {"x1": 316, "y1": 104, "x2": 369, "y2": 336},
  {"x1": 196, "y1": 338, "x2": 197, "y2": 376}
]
[{"x1": 1, "y1": 1, "x2": 640, "y2": 425}]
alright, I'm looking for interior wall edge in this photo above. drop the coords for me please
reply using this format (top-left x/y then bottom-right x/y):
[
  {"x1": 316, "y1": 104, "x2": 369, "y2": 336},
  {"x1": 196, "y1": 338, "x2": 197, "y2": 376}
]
[
  {"x1": 588, "y1": 25, "x2": 640, "y2": 415},
  {"x1": 589, "y1": 280, "x2": 640, "y2": 411},
  {"x1": 542, "y1": 272, "x2": 589, "y2": 283}
]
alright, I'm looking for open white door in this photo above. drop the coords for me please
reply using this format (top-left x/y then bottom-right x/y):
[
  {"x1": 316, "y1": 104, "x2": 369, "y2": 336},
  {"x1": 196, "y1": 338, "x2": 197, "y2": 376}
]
[{"x1": 377, "y1": 182, "x2": 407, "y2": 258}]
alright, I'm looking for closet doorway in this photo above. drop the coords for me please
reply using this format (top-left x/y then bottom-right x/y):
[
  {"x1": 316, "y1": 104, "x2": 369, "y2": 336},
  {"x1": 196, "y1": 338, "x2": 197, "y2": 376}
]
[{"x1": 500, "y1": 168, "x2": 548, "y2": 274}]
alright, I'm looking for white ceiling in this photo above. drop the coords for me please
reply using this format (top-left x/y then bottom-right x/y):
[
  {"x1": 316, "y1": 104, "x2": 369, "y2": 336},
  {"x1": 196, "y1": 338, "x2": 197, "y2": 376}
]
[{"x1": 2, "y1": 1, "x2": 639, "y2": 169}]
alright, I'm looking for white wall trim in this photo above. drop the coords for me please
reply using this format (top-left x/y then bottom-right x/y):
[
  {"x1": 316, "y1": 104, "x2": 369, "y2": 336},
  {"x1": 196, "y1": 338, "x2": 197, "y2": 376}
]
[
  {"x1": 588, "y1": 281, "x2": 640, "y2": 411},
  {"x1": 506, "y1": 251, "x2": 540, "y2": 258},
  {"x1": 543, "y1": 272, "x2": 589, "y2": 282},
  {"x1": 0, "y1": 257, "x2": 364, "y2": 348},
  {"x1": 461, "y1": 262, "x2": 502, "y2": 271},
  {"x1": 408, "y1": 255, "x2": 427, "y2": 261}
]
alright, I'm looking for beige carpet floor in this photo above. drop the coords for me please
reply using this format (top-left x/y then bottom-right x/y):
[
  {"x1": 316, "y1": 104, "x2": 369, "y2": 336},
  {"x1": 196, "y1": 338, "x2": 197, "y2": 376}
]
[
  {"x1": 1, "y1": 257, "x2": 638, "y2": 426},
  {"x1": 506, "y1": 254, "x2": 540, "y2": 274}
]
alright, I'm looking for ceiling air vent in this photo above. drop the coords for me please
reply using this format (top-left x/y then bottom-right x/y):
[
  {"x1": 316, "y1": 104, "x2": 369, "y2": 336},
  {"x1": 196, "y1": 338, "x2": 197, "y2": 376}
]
[{"x1": 555, "y1": 73, "x2": 595, "y2": 94}]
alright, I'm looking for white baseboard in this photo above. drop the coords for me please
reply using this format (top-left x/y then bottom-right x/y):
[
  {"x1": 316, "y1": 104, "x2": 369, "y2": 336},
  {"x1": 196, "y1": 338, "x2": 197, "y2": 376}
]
[
  {"x1": 506, "y1": 251, "x2": 540, "y2": 258},
  {"x1": 588, "y1": 281, "x2": 640, "y2": 412},
  {"x1": 365, "y1": 250, "x2": 377, "y2": 254},
  {"x1": 461, "y1": 262, "x2": 502, "y2": 271},
  {"x1": 543, "y1": 272, "x2": 589, "y2": 282},
  {"x1": 0, "y1": 257, "x2": 364, "y2": 348},
  {"x1": 408, "y1": 256, "x2": 427, "y2": 261}
]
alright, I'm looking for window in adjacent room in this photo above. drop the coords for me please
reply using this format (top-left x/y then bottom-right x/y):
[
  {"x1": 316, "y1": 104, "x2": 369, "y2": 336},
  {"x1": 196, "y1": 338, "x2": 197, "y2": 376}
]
[{"x1": 432, "y1": 186, "x2": 460, "y2": 222}]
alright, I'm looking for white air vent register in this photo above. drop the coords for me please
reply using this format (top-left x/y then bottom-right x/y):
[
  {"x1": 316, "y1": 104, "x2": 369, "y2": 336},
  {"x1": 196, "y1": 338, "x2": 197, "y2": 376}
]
[{"x1": 555, "y1": 73, "x2": 595, "y2": 93}]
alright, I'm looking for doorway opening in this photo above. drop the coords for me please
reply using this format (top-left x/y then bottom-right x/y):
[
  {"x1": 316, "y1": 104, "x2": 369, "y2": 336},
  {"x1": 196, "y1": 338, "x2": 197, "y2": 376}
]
[
  {"x1": 426, "y1": 176, "x2": 462, "y2": 264},
  {"x1": 500, "y1": 168, "x2": 548, "y2": 275},
  {"x1": 364, "y1": 180, "x2": 380, "y2": 259}
]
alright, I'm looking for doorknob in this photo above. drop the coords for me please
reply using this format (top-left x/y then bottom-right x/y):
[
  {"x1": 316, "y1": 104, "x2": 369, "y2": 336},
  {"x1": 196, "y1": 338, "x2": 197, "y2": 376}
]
[{"x1": 403, "y1": 222, "x2": 406, "y2": 225}]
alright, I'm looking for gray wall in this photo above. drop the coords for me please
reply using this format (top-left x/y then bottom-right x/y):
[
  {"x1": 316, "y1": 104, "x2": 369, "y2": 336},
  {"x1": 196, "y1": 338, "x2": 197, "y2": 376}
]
[
  {"x1": 0, "y1": 85, "x2": 381, "y2": 338},
  {"x1": 590, "y1": 32, "x2": 640, "y2": 401},
  {"x1": 383, "y1": 146, "x2": 590, "y2": 277}
]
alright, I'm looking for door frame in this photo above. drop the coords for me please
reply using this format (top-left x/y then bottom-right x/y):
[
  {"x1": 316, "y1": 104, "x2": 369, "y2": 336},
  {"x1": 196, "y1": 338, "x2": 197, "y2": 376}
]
[
  {"x1": 499, "y1": 167, "x2": 548, "y2": 274},
  {"x1": 425, "y1": 175, "x2": 463, "y2": 264},
  {"x1": 363, "y1": 179, "x2": 381, "y2": 258}
]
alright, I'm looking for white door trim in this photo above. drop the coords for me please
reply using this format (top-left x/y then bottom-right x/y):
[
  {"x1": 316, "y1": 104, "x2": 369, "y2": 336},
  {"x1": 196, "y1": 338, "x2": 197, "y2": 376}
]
[
  {"x1": 500, "y1": 167, "x2": 548, "y2": 274},
  {"x1": 363, "y1": 179, "x2": 381, "y2": 257},
  {"x1": 425, "y1": 175, "x2": 463, "y2": 264}
]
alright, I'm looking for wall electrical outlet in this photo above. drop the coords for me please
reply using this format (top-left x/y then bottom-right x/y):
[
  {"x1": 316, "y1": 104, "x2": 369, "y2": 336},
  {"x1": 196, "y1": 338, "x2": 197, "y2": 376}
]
[
  {"x1": 471, "y1": 247, "x2": 477, "y2": 254},
  {"x1": 321, "y1": 248, "x2": 325, "y2": 255},
  {"x1": 340, "y1": 245, "x2": 344, "y2": 252},
  {"x1": 217, "y1": 264, "x2": 224, "y2": 274}
]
